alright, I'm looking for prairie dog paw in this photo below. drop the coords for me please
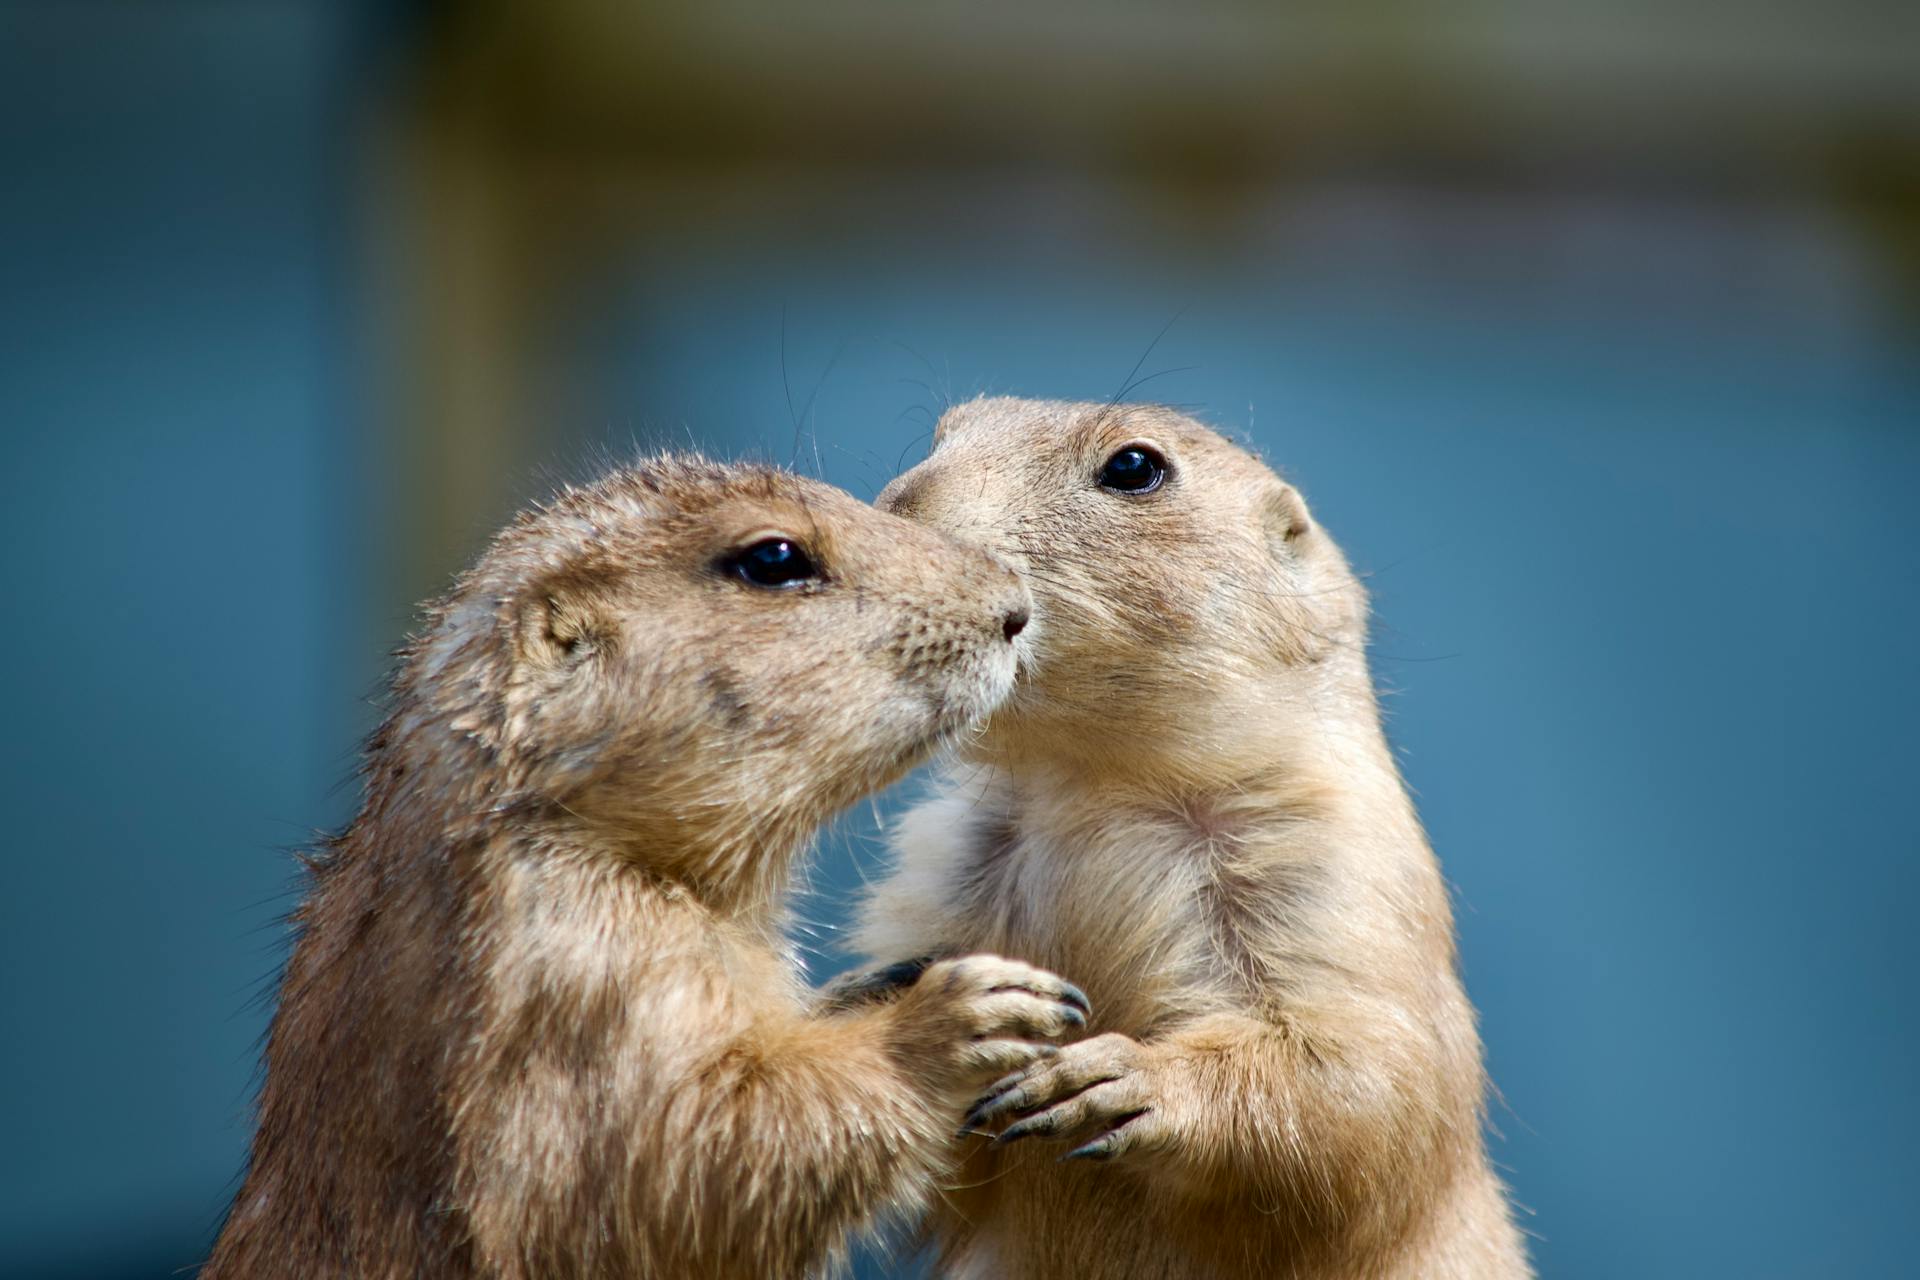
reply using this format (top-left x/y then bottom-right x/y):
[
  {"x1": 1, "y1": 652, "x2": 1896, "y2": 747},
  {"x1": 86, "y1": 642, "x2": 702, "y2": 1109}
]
[
  {"x1": 890, "y1": 954, "x2": 1090, "y2": 1090},
  {"x1": 962, "y1": 1032, "x2": 1169, "y2": 1163}
]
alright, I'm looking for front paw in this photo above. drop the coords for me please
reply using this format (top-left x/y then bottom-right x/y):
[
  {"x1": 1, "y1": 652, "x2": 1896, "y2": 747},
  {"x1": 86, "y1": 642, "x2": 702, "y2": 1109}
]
[
  {"x1": 888, "y1": 954, "x2": 1092, "y2": 1089},
  {"x1": 963, "y1": 1032, "x2": 1170, "y2": 1162}
]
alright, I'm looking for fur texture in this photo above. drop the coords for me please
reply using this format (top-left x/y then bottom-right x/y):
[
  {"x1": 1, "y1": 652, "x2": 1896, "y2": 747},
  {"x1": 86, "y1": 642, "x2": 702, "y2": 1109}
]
[
  {"x1": 204, "y1": 458, "x2": 1086, "y2": 1280},
  {"x1": 855, "y1": 400, "x2": 1531, "y2": 1279}
]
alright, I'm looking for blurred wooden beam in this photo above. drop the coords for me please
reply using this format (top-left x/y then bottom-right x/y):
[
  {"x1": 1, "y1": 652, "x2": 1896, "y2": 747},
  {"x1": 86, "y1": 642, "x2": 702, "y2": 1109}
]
[{"x1": 419, "y1": 0, "x2": 1919, "y2": 191}]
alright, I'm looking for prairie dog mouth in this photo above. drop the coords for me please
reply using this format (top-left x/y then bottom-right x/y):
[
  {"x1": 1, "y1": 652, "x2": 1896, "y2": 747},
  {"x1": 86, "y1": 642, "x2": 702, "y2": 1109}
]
[
  {"x1": 943, "y1": 644, "x2": 1021, "y2": 734},
  {"x1": 904, "y1": 674, "x2": 1003, "y2": 766},
  {"x1": 1008, "y1": 615, "x2": 1041, "y2": 678},
  {"x1": 975, "y1": 644, "x2": 1023, "y2": 721}
]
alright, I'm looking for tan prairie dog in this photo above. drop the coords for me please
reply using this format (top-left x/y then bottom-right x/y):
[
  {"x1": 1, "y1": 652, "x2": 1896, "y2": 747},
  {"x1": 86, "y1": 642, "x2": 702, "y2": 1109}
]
[
  {"x1": 203, "y1": 458, "x2": 1090, "y2": 1280},
  {"x1": 854, "y1": 399, "x2": 1530, "y2": 1279}
]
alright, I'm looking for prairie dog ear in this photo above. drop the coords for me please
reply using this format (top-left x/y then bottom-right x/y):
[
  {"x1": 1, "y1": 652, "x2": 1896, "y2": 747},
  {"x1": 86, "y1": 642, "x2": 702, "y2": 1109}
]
[
  {"x1": 514, "y1": 584, "x2": 609, "y2": 672},
  {"x1": 1262, "y1": 480, "x2": 1313, "y2": 545}
]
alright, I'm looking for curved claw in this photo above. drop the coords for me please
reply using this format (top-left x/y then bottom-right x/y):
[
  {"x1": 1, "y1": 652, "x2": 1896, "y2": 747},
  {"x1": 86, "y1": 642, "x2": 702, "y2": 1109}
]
[
  {"x1": 964, "y1": 1082, "x2": 1030, "y2": 1131},
  {"x1": 1058, "y1": 1109, "x2": 1152, "y2": 1163},
  {"x1": 993, "y1": 1111, "x2": 1062, "y2": 1147},
  {"x1": 1061, "y1": 1135, "x2": 1119, "y2": 1162}
]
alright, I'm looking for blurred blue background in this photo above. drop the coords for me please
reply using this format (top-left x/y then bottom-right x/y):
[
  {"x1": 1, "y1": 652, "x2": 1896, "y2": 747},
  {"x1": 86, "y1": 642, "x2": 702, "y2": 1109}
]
[{"x1": 2, "y1": 2, "x2": 1916, "y2": 1276}]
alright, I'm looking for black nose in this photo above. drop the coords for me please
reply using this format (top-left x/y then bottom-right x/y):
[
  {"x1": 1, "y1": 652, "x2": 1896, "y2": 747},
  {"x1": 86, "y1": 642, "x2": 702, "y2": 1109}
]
[{"x1": 1002, "y1": 608, "x2": 1029, "y2": 642}]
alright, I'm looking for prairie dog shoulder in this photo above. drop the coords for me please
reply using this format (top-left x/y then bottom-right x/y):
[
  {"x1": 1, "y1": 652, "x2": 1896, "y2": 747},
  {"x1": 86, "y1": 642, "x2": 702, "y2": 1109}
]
[
  {"x1": 206, "y1": 457, "x2": 1086, "y2": 1280},
  {"x1": 859, "y1": 399, "x2": 1530, "y2": 1279}
]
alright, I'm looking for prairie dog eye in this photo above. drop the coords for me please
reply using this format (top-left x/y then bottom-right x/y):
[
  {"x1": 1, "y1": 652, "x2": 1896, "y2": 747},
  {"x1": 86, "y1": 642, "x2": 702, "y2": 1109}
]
[
  {"x1": 727, "y1": 537, "x2": 819, "y2": 589},
  {"x1": 1098, "y1": 445, "x2": 1168, "y2": 494}
]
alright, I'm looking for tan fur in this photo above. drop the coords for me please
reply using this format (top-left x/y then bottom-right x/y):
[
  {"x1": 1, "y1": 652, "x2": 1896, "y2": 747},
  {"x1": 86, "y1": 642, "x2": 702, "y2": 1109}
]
[
  {"x1": 855, "y1": 400, "x2": 1531, "y2": 1279},
  {"x1": 203, "y1": 457, "x2": 1088, "y2": 1280}
]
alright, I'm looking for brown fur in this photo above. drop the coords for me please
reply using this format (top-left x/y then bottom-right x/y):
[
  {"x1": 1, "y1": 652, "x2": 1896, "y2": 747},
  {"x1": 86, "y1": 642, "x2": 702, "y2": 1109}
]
[
  {"x1": 203, "y1": 457, "x2": 1088, "y2": 1280},
  {"x1": 856, "y1": 400, "x2": 1531, "y2": 1279}
]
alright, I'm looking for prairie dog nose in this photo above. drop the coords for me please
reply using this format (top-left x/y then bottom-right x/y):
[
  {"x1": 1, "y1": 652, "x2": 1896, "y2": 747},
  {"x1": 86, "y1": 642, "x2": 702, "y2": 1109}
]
[{"x1": 1002, "y1": 607, "x2": 1030, "y2": 643}]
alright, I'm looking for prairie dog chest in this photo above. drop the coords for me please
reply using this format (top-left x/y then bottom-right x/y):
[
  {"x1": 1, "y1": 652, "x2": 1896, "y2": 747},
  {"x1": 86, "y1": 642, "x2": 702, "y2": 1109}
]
[{"x1": 949, "y1": 808, "x2": 1235, "y2": 1031}]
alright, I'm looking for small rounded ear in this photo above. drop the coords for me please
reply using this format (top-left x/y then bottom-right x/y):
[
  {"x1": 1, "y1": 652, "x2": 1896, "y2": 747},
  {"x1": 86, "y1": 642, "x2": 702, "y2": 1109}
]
[
  {"x1": 1263, "y1": 481, "x2": 1313, "y2": 545},
  {"x1": 514, "y1": 587, "x2": 607, "y2": 671}
]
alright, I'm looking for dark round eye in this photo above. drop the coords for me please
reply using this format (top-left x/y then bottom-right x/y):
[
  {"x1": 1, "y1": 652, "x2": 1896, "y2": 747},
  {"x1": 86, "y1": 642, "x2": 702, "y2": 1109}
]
[
  {"x1": 729, "y1": 538, "x2": 819, "y2": 589},
  {"x1": 1098, "y1": 445, "x2": 1167, "y2": 494}
]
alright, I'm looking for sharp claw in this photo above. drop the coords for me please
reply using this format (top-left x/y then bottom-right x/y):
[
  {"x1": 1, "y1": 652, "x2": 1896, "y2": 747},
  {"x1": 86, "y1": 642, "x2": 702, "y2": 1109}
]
[
  {"x1": 1059, "y1": 1109, "x2": 1148, "y2": 1162},
  {"x1": 965, "y1": 1087, "x2": 1026, "y2": 1130},
  {"x1": 993, "y1": 1114, "x2": 1052, "y2": 1147},
  {"x1": 1058, "y1": 982, "x2": 1092, "y2": 1015},
  {"x1": 965, "y1": 1041, "x2": 1062, "y2": 1126},
  {"x1": 983, "y1": 1069, "x2": 1027, "y2": 1098},
  {"x1": 1060, "y1": 1006, "x2": 1086, "y2": 1030},
  {"x1": 1060, "y1": 1135, "x2": 1117, "y2": 1162}
]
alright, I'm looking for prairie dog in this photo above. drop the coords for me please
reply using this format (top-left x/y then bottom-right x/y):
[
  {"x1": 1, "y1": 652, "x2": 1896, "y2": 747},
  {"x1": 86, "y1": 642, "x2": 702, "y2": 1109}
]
[
  {"x1": 856, "y1": 399, "x2": 1530, "y2": 1278},
  {"x1": 204, "y1": 458, "x2": 1088, "y2": 1280}
]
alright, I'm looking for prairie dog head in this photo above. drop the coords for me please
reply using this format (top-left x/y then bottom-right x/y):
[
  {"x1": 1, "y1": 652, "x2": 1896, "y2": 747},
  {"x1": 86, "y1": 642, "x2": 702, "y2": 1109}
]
[
  {"x1": 392, "y1": 457, "x2": 1031, "y2": 893},
  {"x1": 876, "y1": 397, "x2": 1366, "y2": 774}
]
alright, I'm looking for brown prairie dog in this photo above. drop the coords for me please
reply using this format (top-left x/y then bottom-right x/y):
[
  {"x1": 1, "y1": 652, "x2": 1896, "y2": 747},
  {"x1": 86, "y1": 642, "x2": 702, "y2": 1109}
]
[
  {"x1": 203, "y1": 458, "x2": 1089, "y2": 1280},
  {"x1": 855, "y1": 399, "x2": 1530, "y2": 1279}
]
